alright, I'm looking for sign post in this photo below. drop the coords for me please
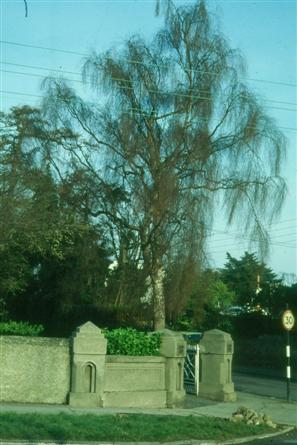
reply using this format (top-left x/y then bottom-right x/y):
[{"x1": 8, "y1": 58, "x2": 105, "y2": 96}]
[{"x1": 282, "y1": 305, "x2": 295, "y2": 402}]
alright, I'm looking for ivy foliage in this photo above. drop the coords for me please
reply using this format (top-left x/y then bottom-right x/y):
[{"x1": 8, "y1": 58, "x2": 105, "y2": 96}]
[
  {"x1": 103, "y1": 328, "x2": 161, "y2": 356},
  {"x1": 0, "y1": 321, "x2": 44, "y2": 336}
]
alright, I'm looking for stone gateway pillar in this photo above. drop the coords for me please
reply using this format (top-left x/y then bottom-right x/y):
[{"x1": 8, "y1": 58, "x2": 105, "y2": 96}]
[
  {"x1": 199, "y1": 329, "x2": 236, "y2": 402},
  {"x1": 69, "y1": 321, "x2": 107, "y2": 408},
  {"x1": 159, "y1": 329, "x2": 186, "y2": 407}
]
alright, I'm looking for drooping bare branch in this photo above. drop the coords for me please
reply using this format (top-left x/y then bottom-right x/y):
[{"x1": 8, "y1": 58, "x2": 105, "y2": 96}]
[
  {"x1": 23, "y1": 0, "x2": 28, "y2": 17},
  {"x1": 42, "y1": 0, "x2": 287, "y2": 329}
]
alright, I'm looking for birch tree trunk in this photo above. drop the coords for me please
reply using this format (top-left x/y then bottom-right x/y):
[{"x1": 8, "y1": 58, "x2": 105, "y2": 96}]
[{"x1": 152, "y1": 261, "x2": 166, "y2": 330}]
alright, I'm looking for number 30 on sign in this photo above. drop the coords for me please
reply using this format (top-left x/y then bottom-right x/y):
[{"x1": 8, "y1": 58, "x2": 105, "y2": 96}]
[{"x1": 282, "y1": 310, "x2": 295, "y2": 331}]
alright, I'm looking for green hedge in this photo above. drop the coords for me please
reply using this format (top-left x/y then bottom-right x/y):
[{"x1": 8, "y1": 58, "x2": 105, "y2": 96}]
[
  {"x1": 233, "y1": 334, "x2": 297, "y2": 373},
  {"x1": 201, "y1": 311, "x2": 288, "y2": 338},
  {"x1": 103, "y1": 328, "x2": 161, "y2": 356},
  {"x1": 0, "y1": 321, "x2": 44, "y2": 336}
]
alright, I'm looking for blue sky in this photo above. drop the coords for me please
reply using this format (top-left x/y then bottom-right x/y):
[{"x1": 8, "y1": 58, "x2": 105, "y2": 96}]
[{"x1": 1, "y1": 0, "x2": 296, "y2": 277}]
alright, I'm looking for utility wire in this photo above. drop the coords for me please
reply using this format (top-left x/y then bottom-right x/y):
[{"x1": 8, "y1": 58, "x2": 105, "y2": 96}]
[
  {"x1": 129, "y1": 108, "x2": 297, "y2": 131},
  {"x1": 1, "y1": 61, "x2": 80, "y2": 76},
  {"x1": 1, "y1": 39, "x2": 296, "y2": 88},
  {"x1": 0, "y1": 218, "x2": 295, "y2": 249},
  {"x1": 0, "y1": 40, "x2": 87, "y2": 57},
  {"x1": 205, "y1": 228, "x2": 297, "y2": 250},
  {"x1": 0, "y1": 68, "x2": 83, "y2": 84},
  {"x1": 211, "y1": 217, "x2": 297, "y2": 229},
  {"x1": 209, "y1": 237, "x2": 297, "y2": 252},
  {"x1": 2, "y1": 68, "x2": 296, "y2": 113},
  {"x1": 208, "y1": 243, "x2": 296, "y2": 256},
  {"x1": 209, "y1": 225, "x2": 297, "y2": 239},
  {"x1": 203, "y1": 221, "x2": 297, "y2": 251},
  {"x1": 207, "y1": 232, "x2": 297, "y2": 247},
  {"x1": 209, "y1": 238, "x2": 297, "y2": 251},
  {"x1": 208, "y1": 245, "x2": 297, "y2": 254},
  {"x1": 208, "y1": 245, "x2": 297, "y2": 253},
  {"x1": 0, "y1": 90, "x2": 43, "y2": 98},
  {"x1": 1, "y1": 61, "x2": 297, "y2": 108},
  {"x1": 208, "y1": 228, "x2": 297, "y2": 246},
  {"x1": 209, "y1": 240, "x2": 297, "y2": 250},
  {"x1": 1, "y1": 89, "x2": 297, "y2": 132}
]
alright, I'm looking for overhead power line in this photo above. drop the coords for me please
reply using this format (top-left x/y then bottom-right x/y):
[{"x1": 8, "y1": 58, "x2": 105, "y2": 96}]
[
  {"x1": 3, "y1": 67, "x2": 296, "y2": 113},
  {"x1": 203, "y1": 220, "x2": 297, "y2": 252},
  {"x1": 209, "y1": 235, "x2": 297, "y2": 250},
  {"x1": 209, "y1": 238, "x2": 297, "y2": 251},
  {"x1": 1, "y1": 61, "x2": 80, "y2": 76},
  {"x1": 1, "y1": 62, "x2": 297, "y2": 109},
  {"x1": 1, "y1": 39, "x2": 297, "y2": 88},
  {"x1": 208, "y1": 224, "x2": 297, "y2": 240},
  {"x1": 0, "y1": 68, "x2": 83, "y2": 85},
  {"x1": 0, "y1": 40, "x2": 87, "y2": 57},
  {"x1": 207, "y1": 231, "x2": 297, "y2": 247},
  {"x1": 205, "y1": 226, "x2": 297, "y2": 250},
  {"x1": 1, "y1": 89, "x2": 297, "y2": 132},
  {"x1": 209, "y1": 224, "x2": 297, "y2": 238},
  {"x1": 211, "y1": 217, "x2": 297, "y2": 229},
  {"x1": 0, "y1": 90, "x2": 43, "y2": 99},
  {"x1": 130, "y1": 108, "x2": 297, "y2": 131},
  {"x1": 208, "y1": 241, "x2": 296, "y2": 256}
]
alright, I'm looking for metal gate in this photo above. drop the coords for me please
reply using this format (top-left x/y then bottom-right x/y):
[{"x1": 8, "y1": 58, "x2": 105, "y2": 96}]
[{"x1": 184, "y1": 344, "x2": 199, "y2": 395}]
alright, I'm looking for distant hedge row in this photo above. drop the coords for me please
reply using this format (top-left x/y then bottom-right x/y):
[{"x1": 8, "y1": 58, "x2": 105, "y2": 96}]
[
  {"x1": 0, "y1": 321, "x2": 44, "y2": 336},
  {"x1": 233, "y1": 334, "x2": 297, "y2": 377}
]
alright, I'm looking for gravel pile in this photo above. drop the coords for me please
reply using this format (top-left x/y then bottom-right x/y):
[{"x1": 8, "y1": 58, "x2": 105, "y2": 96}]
[{"x1": 229, "y1": 406, "x2": 277, "y2": 428}]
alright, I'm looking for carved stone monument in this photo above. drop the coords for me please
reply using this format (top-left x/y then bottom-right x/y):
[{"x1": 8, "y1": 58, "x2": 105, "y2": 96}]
[{"x1": 69, "y1": 321, "x2": 107, "y2": 407}]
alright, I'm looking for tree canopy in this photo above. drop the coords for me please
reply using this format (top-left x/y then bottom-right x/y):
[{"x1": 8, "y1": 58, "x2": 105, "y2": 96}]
[
  {"x1": 0, "y1": 106, "x2": 111, "y2": 329},
  {"x1": 220, "y1": 252, "x2": 281, "y2": 311},
  {"x1": 37, "y1": 0, "x2": 286, "y2": 329}
]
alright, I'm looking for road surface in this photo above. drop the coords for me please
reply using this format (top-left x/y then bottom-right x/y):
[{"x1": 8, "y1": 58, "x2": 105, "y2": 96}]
[
  {"x1": 241, "y1": 428, "x2": 297, "y2": 444},
  {"x1": 233, "y1": 373, "x2": 297, "y2": 402},
  {"x1": 231, "y1": 372, "x2": 297, "y2": 443}
]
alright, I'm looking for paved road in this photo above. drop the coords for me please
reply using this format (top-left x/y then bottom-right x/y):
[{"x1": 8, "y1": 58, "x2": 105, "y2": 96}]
[
  {"x1": 233, "y1": 373, "x2": 297, "y2": 402},
  {"x1": 242, "y1": 428, "x2": 297, "y2": 444}
]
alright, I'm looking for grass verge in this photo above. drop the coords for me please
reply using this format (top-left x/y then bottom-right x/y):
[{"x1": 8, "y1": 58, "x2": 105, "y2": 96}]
[{"x1": 0, "y1": 412, "x2": 276, "y2": 442}]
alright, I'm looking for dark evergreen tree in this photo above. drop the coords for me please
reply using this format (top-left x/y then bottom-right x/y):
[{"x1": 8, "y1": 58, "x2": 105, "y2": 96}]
[{"x1": 220, "y1": 252, "x2": 281, "y2": 312}]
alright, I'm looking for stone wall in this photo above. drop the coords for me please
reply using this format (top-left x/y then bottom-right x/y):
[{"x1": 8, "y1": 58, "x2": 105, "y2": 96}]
[
  {"x1": 0, "y1": 336, "x2": 70, "y2": 404},
  {"x1": 0, "y1": 326, "x2": 235, "y2": 407},
  {"x1": 104, "y1": 356, "x2": 167, "y2": 408},
  {"x1": 0, "y1": 322, "x2": 236, "y2": 408},
  {"x1": 68, "y1": 323, "x2": 185, "y2": 408},
  {"x1": 0, "y1": 324, "x2": 187, "y2": 408}
]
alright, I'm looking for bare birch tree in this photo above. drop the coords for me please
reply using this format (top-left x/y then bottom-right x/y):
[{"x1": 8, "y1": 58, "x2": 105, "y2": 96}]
[{"x1": 42, "y1": 0, "x2": 286, "y2": 329}]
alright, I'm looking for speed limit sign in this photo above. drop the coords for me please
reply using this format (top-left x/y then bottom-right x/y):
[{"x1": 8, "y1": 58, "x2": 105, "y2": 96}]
[{"x1": 282, "y1": 309, "x2": 295, "y2": 331}]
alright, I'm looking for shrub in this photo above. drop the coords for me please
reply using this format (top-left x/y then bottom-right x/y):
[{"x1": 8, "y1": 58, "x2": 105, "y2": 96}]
[
  {"x1": 0, "y1": 320, "x2": 44, "y2": 336},
  {"x1": 233, "y1": 334, "x2": 297, "y2": 379},
  {"x1": 196, "y1": 308, "x2": 236, "y2": 335},
  {"x1": 200, "y1": 311, "x2": 283, "y2": 338},
  {"x1": 232, "y1": 313, "x2": 282, "y2": 338},
  {"x1": 103, "y1": 328, "x2": 161, "y2": 356}
]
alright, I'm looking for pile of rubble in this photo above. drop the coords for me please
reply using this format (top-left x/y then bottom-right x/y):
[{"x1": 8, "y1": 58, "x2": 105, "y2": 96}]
[{"x1": 229, "y1": 406, "x2": 277, "y2": 428}]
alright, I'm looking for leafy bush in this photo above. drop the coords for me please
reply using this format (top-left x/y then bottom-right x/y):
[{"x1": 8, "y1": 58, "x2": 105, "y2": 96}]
[
  {"x1": 199, "y1": 310, "x2": 284, "y2": 338},
  {"x1": 103, "y1": 328, "x2": 161, "y2": 356},
  {"x1": 233, "y1": 334, "x2": 297, "y2": 379},
  {"x1": 196, "y1": 308, "x2": 236, "y2": 335},
  {"x1": 0, "y1": 320, "x2": 44, "y2": 336},
  {"x1": 231, "y1": 313, "x2": 283, "y2": 338}
]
